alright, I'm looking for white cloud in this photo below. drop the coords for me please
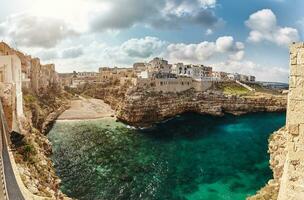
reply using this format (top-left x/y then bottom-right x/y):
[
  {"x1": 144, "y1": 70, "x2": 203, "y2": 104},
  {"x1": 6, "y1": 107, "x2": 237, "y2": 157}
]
[
  {"x1": 90, "y1": 0, "x2": 221, "y2": 31},
  {"x1": 212, "y1": 60, "x2": 288, "y2": 82},
  {"x1": 120, "y1": 37, "x2": 167, "y2": 58},
  {"x1": 205, "y1": 29, "x2": 213, "y2": 35},
  {"x1": 245, "y1": 9, "x2": 299, "y2": 46},
  {"x1": 0, "y1": 14, "x2": 77, "y2": 48},
  {"x1": 20, "y1": 35, "x2": 287, "y2": 82},
  {"x1": 166, "y1": 36, "x2": 244, "y2": 63},
  {"x1": 199, "y1": 0, "x2": 216, "y2": 8},
  {"x1": 166, "y1": 42, "x2": 216, "y2": 62}
]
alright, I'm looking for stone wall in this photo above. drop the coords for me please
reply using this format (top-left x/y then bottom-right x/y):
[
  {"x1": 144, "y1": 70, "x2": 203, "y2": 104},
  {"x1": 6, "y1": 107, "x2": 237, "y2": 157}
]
[
  {"x1": 276, "y1": 43, "x2": 304, "y2": 200},
  {"x1": 250, "y1": 43, "x2": 304, "y2": 200},
  {"x1": 0, "y1": 83, "x2": 15, "y2": 130},
  {"x1": 0, "y1": 42, "x2": 61, "y2": 95}
]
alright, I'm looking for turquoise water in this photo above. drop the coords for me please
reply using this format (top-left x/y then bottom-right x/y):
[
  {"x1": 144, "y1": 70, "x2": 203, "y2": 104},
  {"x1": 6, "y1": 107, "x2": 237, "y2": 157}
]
[{"x1": 48, "y1": 112, "x2": 286, "y2": 200}]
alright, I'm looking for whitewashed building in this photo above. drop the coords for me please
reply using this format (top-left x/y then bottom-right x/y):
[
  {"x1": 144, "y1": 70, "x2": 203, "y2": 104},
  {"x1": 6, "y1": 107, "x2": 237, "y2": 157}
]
[{"x1": 0, "y1": 55, "x2": 24, "y2": 117}]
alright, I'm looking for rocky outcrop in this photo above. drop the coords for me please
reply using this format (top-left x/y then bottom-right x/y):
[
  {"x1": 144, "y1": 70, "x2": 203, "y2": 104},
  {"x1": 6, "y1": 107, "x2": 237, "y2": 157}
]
[
  {"x1": 77, "y1": 82, "x2": 286, "y2": 127},
  {"x1": 0, "y1": 42, "x2": 71, "y2": 199},
  {"x1": 116, "y1": 90, "x2": 286, "y2": 127},
  {"x1": 12, "y1": 89, "x2": 71, "y2": 199},
  {"x1": 248, "y1": 127, "x2": 288, "y2": 200}
]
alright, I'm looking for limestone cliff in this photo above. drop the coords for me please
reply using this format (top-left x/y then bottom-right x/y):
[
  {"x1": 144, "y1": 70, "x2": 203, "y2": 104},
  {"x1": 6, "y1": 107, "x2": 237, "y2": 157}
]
[
  {"x1": 117, "y1": 90, "x2": 286, "y2": 126},
  {"x1": 0, "y1": 42, "x2": 71, "y2": 199},
  {"x1": 12, "y1": 87, "x2": 71, "y2": 199},
  {"x1": 75, "y1": 81, "x2": 286, "y2": 127},
  {"x1": 248, "y1": 127, "x2": 288, "y2": 200}
]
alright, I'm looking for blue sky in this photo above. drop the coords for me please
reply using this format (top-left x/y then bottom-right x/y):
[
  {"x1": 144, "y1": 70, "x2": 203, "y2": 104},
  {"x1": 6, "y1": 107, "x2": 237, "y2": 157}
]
[{"x1": 0, "y1": 0, "x2": 303, "y2": 82}]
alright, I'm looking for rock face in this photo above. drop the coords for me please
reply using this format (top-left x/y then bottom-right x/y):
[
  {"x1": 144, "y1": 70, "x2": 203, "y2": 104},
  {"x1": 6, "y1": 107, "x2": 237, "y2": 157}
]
[
  {"x1": 0, "y1": 42, "x2": 71, "y2": 199},
  {"x1": 116, "y1": 90, "x2": 286, "y2": 127},
  {"x1": 248, "y1": 127, "x2": 288, "y2": 200},
  {"x1": 78, "y1": 81, "x2": 286, "y2": 127}
]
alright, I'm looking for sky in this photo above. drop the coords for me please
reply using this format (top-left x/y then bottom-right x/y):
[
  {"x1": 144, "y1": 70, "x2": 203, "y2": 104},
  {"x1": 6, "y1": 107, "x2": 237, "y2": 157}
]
[{"x1": 0, "y1": 0, "x2": 303, "y2": 82}]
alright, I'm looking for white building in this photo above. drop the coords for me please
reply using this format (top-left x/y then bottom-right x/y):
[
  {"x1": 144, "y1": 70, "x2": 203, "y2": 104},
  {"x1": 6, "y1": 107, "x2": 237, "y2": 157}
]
[
  {"x1": 171, "y1": 63, "x2": 213, "y2": 81},
  {"x1": 0, "y1": 55, "x2": 24, "y2": 117}
]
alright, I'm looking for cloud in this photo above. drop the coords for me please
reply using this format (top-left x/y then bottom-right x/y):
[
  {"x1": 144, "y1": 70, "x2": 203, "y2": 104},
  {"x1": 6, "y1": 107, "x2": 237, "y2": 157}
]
[
  {"x1": 245, "y1": 9, "x2": 299, "y2": 46},
  {"x1": 0, "y1": 14, "x2": 77, "y2": 48},
  {"x1": 36, "y1": 49, "x2": 59, "y2": 61},
  {"x1": 0, "y1": 23, "x2": 4, "y2": 36},
  {"x1": 120, "y1": 37, "x2": 167, "y2": 58},
  {"x1": 29, "y1": 35, "x2": 287, "y2": 82},
  {"x1": 212, "y1": 60, "x2": 288, "y2": 82},
  {"x1": 166, "y1": 36, "x2": 245, "y2": 63},
  {"x1": 205, "y1": 29, "x2": 213, "y2": 35},
  {"x1": 90, "y1": 0, "x2": 221, "y2": 32},
  {"x1": 62, "y1": 46, "x2": 84, "y2": 58}
]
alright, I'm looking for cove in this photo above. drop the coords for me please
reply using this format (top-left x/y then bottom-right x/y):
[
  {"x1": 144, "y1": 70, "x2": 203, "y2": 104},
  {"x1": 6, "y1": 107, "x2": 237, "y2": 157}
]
[{"x1": 48, "y1": 112, "x2": 286, "y2": 200}]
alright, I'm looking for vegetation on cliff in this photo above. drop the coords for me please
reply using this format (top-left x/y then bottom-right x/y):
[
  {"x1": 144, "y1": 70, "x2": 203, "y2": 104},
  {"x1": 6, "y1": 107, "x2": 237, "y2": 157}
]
[
  {"x1": 11, "y1": 85, "x2": 72, "y2": 198},
  {"x1": 65, "y1": 81, "x2": 287, "y2": 127}
]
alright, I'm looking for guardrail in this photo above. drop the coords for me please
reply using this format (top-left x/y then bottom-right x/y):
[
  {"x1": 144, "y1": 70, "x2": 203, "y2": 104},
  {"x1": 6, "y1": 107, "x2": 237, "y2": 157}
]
[{"x1": 0, "y1": 99, "x2": 25, "y2": 200}]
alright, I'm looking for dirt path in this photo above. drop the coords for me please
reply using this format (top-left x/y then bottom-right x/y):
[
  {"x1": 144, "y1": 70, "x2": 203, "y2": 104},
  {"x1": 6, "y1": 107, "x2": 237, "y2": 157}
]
[{"x1": 57, "y1": 96, "x2": 115, "y2": 120}]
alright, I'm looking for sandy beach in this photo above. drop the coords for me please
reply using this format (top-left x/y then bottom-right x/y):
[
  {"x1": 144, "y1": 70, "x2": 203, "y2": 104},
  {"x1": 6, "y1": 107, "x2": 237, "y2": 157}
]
[{"x1": 57, "y1": 96, "x2": 116, "y2": 121}]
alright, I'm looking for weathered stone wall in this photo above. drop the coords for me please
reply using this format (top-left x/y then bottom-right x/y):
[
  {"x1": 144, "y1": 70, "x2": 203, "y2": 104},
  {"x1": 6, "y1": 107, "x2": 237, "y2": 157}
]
[
  {"x1": 249, "y1": 43, "x2": 304, "y2": 200},
  {"x1": 30, "y1": 59, "x2": 60, "y2": 94},
  {"x1": 0, "y1": 83, "x2": 15, "y2": 130},
  {"x1": 276, "y1": 43, "x2": 304, "y2": 200},
  {"x1": 0, "y1": 42, "x2": 61, "y2": 95}
]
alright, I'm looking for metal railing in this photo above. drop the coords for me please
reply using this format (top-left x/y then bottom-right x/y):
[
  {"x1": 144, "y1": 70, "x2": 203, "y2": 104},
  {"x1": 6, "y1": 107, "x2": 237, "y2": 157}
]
[{"x1": 0, "y1": 99, "x2": 25, "y2": 200}]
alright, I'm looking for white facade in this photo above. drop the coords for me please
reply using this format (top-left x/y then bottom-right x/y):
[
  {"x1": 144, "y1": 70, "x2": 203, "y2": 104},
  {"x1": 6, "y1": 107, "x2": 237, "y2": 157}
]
[
  {"x1": 0, "y1": 55, "x2": 24, "y2": 117},
  {"x1": 171, "y1": 63, "x2": 212, "y2": 81}
]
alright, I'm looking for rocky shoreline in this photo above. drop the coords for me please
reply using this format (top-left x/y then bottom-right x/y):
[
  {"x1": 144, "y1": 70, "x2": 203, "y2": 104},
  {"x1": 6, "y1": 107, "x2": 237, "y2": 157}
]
[
  {"x1": 79, "y1": 83, "x2": 287, "y2": 128},
  {"x1": 12, "y1": 90, "x2": 72, "y2": 199},
  {"x1": 116, "y1": 90, "x2": 287, "y2": 127},
  {"x1": 248, "y1": 127, "x2": 287, "y2": 200}
]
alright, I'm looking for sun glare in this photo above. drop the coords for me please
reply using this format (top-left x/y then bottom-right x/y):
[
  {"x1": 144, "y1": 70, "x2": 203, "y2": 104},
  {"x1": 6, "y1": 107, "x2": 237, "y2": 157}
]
[{"x1": 30, "y1": 0, "x2": 92, "y2": 31}]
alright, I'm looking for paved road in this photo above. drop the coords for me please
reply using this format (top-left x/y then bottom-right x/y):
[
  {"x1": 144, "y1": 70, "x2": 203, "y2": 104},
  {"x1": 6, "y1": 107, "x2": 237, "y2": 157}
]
[{"x1": 0, "y1": 101, "x2": 25, "y2": 200}]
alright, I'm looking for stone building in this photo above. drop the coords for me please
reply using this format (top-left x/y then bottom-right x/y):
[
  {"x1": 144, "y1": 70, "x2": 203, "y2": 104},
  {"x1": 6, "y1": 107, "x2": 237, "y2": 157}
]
[
  {"x1": 133, "y1": 62, "x2": 147, "y2": 73},
  {"x1": 171, "y1": 63, "x2": 213, "y2": 81},
  {"x1": 0, "y1": 42, "x2": 61, "y2": 94},
  {"x1": 99, "y1": 67, "x2": 135, "y2": 82},
  {"x1": 147, "y1": 57, "x2": 171, "y2": 73},
  {"x1": 30, "y1": 59, "x2": 60, "y2": 94},
  {"x1": 77, "y1": 72, "x2": 98, "y2": 77},
  {"x1": 212, "y1": 71, "x2": 229, "y2": 81},
  {"x1": 249, "y1": 75, "x2": 256, "y2": 82},
  {"x1": 0, "y1": 55, "x2": 24, "y2": 117}
]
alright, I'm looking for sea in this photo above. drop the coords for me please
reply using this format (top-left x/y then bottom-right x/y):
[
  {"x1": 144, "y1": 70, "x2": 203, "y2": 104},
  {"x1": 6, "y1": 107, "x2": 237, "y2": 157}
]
[{"x1": 48, "y1": 112, "x2": 286, "y2": 200}]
